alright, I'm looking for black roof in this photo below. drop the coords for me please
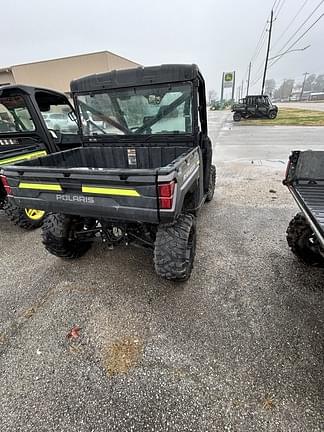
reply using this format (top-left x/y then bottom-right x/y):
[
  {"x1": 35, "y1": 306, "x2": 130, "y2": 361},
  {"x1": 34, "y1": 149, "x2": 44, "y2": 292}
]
[
  {"x1": 0, "y1": 84, "x2": 67, "y2": 98},
  {"x1": 70, "y1": 64, "x2": 201, "y2": 93}
]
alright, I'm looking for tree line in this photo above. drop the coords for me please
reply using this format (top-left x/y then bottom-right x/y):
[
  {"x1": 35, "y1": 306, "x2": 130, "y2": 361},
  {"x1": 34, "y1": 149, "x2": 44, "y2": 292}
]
[{"x1": 265, "y1": 74, "x2": 324, "y2": 99}]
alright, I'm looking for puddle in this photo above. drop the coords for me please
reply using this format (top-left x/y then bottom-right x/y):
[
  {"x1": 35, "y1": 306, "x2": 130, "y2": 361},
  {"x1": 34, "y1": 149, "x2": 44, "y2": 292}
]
[
  {"x1": 103, "y1": 336, "x2": 143, "y2": 376},
  {"x1": 218, "y1": 158, "x2": 287, "y2": 168},
  {"x1": 252, "y1": 159, "x2": 286, "y2": 167}
]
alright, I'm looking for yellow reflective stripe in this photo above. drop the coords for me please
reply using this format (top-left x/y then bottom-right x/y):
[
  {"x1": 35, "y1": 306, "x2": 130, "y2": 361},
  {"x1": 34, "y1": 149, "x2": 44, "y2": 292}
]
[
  {"x1": 82, "y1": 185, "x2": 140, "y2": 197},
  {"x1": 19, "y1": 182, "x2": 62, "y2": 191},
  {"x1": 0, "y1": 150, "x2": 47, "y2": 166}
]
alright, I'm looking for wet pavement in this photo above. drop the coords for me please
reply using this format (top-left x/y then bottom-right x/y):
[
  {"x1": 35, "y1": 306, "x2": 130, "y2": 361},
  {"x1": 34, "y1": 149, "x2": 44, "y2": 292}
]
[
  {"x1": 210, "y1": 110, "x2": 324, "y2": 163},
  {"x1": 0, "y1": 111, "x2": 323, "y2": 431}
]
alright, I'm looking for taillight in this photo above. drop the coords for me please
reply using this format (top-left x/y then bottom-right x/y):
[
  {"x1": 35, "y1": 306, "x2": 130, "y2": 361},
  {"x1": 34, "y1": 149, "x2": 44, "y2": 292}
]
[
  {"x1": 0, "y1": 175, "x2": 12, "y2": 195},
  {"x1": 158, "y1": 180, "x2": 175, "y2": 209}
]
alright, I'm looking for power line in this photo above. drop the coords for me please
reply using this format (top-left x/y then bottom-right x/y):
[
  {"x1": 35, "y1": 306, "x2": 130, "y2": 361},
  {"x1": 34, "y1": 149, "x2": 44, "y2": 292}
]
[
  {"x1": 275, "y1": 0, "x2": 286, "y2": 19},
  {"x1": 273, "y1": 0, "x2": 324, "y2": 56},
  {"x1": 250, "y1": 67, "x2": 264, "y2": 87},
  {"x1": 272, "y1": 0, "x2": 309, "y2": 50},
  {"x1": 252, "y1": 31, "x2": 268, "y2": 63},
  {"x1": 250, "y1": 55, "x2": 270, "y2": 88},
  {"x1": 250, "y1": 37, "x2": 274, "y2": 87},
  {"x1": 247, "y1": 0, "x2": 283, "y2": 91},
  {"x1": 250, "y1": 12, "x2": 324, "y2": 87},
  {"x1": 269, "y1": 12, "x2": 324, "y2": 69},
  {"x1": 250, "y1": 22, "x2": 268, "y2": 63},
  {"x1": 272, "y1": 0, "x2": 281, "y2": 13},
  {"x1": 250, "y1": 0, "x2": 279, "y2": 64},
  {"x1": 242, "y1": 63, "x2": 250, "y2": 88},
  {"x1": 249, "y1": 13, "x2": 273, "y2": 87}
]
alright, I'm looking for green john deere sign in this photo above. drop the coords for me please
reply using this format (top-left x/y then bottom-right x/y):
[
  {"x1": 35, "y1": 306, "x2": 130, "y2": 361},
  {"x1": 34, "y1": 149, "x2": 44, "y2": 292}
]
[
  {"x1": 221, "y1": 71, "x2": 236, "y2": 101},
  {"x1": 225, "y1": 73, "x2": 233, "y2": 82},
  {"x1": 223, "y1": 71, "x2": 235, "y2": 88}
]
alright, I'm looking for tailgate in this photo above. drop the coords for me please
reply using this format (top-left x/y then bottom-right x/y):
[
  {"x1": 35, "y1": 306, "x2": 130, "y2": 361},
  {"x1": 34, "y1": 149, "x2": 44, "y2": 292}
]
[
  {"x1": 293, "y1": 183, "x2": 324, "y2": 233},
  {"x1": 285, "y1": 150, "x2": 324, "y2": 240},
  {"x1": 4, "y1": 167, "x2": 159, "y2": 223}
]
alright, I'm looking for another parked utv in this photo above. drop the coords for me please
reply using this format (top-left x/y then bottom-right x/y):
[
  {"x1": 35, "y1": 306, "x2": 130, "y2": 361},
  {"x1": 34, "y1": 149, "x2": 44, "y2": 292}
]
[
  {"x1": 232, "y1": 95, "x2": 278, "y2": 122},
  {"x1": 3, "y1": 65, "x2": 216, "y2": 280},
  {"x1": 284, "y1": 150, "x2": 324, "y2": 266},
  {"x1": 0, "y1": 85, "x2": 80, "y2": 229}
]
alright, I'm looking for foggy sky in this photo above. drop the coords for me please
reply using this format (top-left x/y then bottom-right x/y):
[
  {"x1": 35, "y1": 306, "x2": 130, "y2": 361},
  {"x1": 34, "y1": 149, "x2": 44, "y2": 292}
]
[{"x1": 1, "y1": 0, "x2": 323, "y2": 95}]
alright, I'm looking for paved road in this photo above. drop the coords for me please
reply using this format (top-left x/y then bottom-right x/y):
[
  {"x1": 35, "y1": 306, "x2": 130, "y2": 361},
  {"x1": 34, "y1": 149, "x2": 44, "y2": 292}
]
[
  {"x1": 277, "y1": 102, "x2": 324, "y2": 112},
  {"x1": 0, "y1": 113, "x2": 323, "y2": 431},
  {"x1": 209, "y1": 110, "x2": 324, "y2": 163}
]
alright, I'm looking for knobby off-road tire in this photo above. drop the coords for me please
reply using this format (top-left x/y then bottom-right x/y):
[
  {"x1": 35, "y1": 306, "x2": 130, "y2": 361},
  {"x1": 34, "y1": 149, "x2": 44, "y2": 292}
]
[
  {"x1": 206, "y1": 165, "x2": 216, "y2": 202},
  {"x1": 154, "y1": 213, "x2": 197, "y2": 281},
  {"x1": 233, "y1": 112, "x2": 242, "y2": 122},
  {"x1": 268, "y1": 110, "x2": 277, "y2": 119},
  {"x1": 3, "y1": 199, "x2": 45, "y2": 230},
  {"x1": 286, "y1": 212, "x2": 324, "y2": 266},
  {"x1": 42, "y1": 213, "x2": 92, "y2": 259}
]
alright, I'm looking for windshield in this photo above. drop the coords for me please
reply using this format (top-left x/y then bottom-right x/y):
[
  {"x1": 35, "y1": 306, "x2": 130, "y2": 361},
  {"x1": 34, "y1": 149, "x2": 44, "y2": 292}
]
[
  {"x1": 76, "y1": 83, "x2": 193, "y2": 136},
  {"x1": 0, "y1": 96, "x2": 35, "y2": 133}
]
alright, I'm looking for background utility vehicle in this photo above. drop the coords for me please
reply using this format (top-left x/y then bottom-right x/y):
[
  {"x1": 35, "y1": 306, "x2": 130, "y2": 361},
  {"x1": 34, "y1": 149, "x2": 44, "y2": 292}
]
[
  {"x1": 284, "y1": 150, "x2": 324, "y2": 266},
  {"x1": 232, "y1": 95, "x2": 278, "y2": 122},
  {"x1": 3, "y1": 64, "x2": 216, "y2": 281},
  {"x1": 0, "y1": 85, "x2": 80, "y2": 228}
]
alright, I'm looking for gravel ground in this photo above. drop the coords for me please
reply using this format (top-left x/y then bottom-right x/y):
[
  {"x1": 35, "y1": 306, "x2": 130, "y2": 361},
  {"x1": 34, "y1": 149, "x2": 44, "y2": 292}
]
[{"x1": 0, "y1": 113, "x2": 323, "y2": 431}]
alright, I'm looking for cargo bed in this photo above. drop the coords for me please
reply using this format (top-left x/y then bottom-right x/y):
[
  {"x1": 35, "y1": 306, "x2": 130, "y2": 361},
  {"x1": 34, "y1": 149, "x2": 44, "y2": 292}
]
[
  {"x1": 3, "y1": 145, "x2": 199, "y2": 224},
  {"x1": 18, "y1": 145, "x2": 191, "y2": 170},
  {"x1": 285, "y1": 150, "x2": 324, "y2": 245}
]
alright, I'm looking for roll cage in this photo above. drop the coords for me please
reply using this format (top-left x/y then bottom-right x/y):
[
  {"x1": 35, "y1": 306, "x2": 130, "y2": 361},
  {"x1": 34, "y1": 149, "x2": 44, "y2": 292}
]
[
  {"x1": 70, "y1": 64, "x2": 208, "y2": 146},
  {"x1": 0, "y1": 85, "x2": 80, "y2": 152}
]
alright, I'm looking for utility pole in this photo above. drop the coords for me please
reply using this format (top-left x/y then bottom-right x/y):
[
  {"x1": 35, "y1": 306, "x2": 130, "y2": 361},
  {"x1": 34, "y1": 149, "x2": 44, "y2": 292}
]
[
  {"x1": 261, "y1": 9, "x2": 274, "y2": 95},
  {"x1": 246, "y1": 62, "x2": 251, "y2": 96},
  {"x1": 299, "y1": 72, "x2": 309, "y2": 101},
  {"x1": 241, "y1": 80, "x2": 244, "y2": 98},
  {"x1": 231, "y1": 71, "x2": 236, "y2": 101},
  {"x1": 220, "y1": 72, "x2": 225, "y2": 102}
]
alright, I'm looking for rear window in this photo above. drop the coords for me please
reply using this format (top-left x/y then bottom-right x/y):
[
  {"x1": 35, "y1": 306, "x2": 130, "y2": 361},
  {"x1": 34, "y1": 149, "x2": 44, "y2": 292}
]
[
  {"x1": 76, "y1": 83, "x2": 193, "y2": 136},
  {"x1": 0, "y1": 96, "x2": 35, "y2": 133}
]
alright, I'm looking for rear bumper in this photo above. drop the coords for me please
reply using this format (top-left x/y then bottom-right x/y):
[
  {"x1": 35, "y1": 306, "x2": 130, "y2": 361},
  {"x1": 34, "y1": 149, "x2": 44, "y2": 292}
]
[{"x1": 11, "y1": 194, "x2": 161, "y2": 224}]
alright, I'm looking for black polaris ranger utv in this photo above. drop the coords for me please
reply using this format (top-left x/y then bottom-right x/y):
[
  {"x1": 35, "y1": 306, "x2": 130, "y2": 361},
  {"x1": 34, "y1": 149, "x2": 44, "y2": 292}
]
[
  {"x1": 284, "y1": 150, "x2": 324, "y2": 265},
  {"x1": 232, "y1": 95, "x2": 278, "y2": 122},
  {"x1": 3, "y1": 65, "x2": 215, "y2": 280},
  {"x1": 0, "y1": 85, "x2": 80, "y2": 229}
]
